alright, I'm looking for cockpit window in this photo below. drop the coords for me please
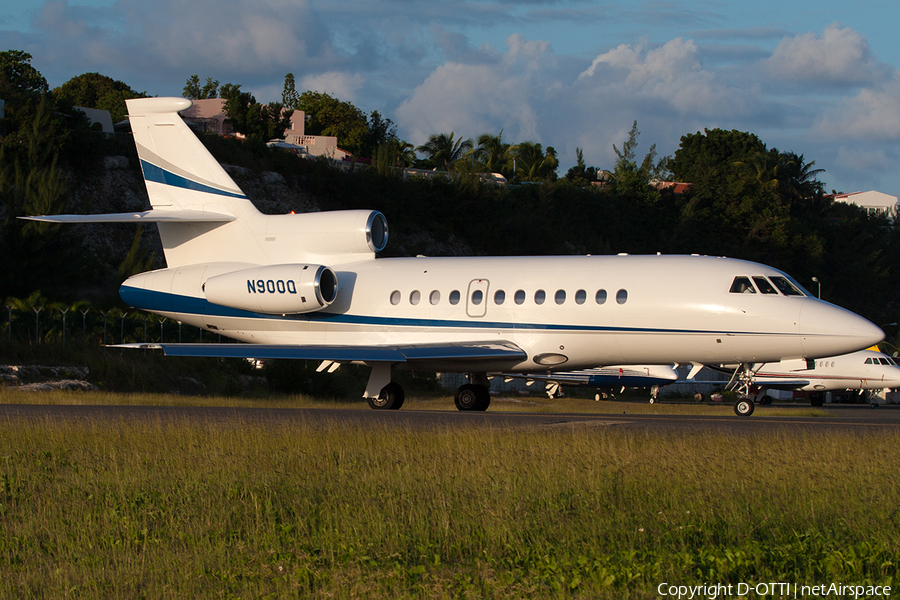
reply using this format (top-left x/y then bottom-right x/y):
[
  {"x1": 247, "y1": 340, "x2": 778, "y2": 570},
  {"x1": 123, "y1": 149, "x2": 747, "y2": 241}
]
[
  {"x1": 753, "y1": 277, "x2": 778, "y2": 294},
  {"x1": 865, "y1": 358, "x2": 874, "y2": 364},
  {"x1": 880, "y1": 358, "x2": 891, "y2": 365},
  {"x1": 729, "y1": 277, "x2": 756, "y2": 294},
  {"x1": 769, "y1": 276, "x2": 804, "y2": 296}
]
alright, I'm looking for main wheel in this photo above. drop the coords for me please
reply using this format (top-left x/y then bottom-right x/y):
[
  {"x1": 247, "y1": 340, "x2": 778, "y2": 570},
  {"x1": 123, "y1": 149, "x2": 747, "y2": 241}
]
[
  {"x1": 733, "y1": 397, "x2": 755, "y2": 416},
  {"x1": 455, "y1": 384, "x2": 490, "y2": 411},
  {"x1": 809, "y1": 392, "x2": 825, "y2": 407},
  {"x1": 367, "y1": 382, "x2": 405, "y2": 410}
]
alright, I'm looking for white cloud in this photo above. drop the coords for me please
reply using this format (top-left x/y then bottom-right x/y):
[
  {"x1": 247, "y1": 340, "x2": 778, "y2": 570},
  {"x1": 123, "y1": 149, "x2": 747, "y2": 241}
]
[
  {"x1": 812, "y1": 76, "x2": 900, "y2": 142},
  {"x1": 300, "y1": 72, "x2": 366, "y2": 102},
  {"x1": 395, "y1": 34, "x2": 555, "y2": 144},
  {"x1": 764, "y1": 24, "x2": 882, "y2": 85},
  {"x1": 578, "y1": 38, "x2": 752, "y2": 120}
]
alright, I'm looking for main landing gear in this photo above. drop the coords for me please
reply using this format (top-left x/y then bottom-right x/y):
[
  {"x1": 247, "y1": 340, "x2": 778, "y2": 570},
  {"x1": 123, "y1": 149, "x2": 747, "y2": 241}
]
[
  {"x1": 367, "y1": 381, "x2": 405, "y2": 410},
  {"x1": 454, "y1": 383, "x2": 491, "y2": 411},
  {"x1": 365, "y1": 366, "x2": 491, "y2": 411}
]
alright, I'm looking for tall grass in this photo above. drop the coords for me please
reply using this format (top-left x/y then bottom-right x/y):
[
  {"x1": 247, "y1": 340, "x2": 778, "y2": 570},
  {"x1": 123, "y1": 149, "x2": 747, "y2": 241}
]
[{"x1": 1, "y1": 417, "x2": 897, "y2": 598}]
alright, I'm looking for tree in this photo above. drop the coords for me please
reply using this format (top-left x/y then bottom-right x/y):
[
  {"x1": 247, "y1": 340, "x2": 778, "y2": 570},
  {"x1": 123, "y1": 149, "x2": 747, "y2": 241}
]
[
  {"x1": 0, "y1": 51, "x2": 49, "y2": 137},
  {"x1": 611, "y1": 121, "x2": 665, "y2": 193},
  {"x1": 471, "y1": 131, "x2": 512, "y2": 175},
  {"x1": 183, "y1": 74, "x2": 220, "y2": 100},
  {"x1": 281, "y1": 73, "x2": 299, "y2": 109},
  {"x1": 0, "y1": 96, "x2": 71, "y2": 298},
  {"x1": 416, "y1": 132, "x2": 474, "y2": 171},
  {"x1": 296, "y1": 91, "x2": 370, "y2": 156},
  {"x1": 0, "y1": 50, "x2": 48, "y2": 99},
  {"x1": 669, "y1": 128, "x2": 767, "y2": 200},
  {"x1": 565, "y1": 147, "x2": 599, "y2": 185},
  {"x1": 53, "y1": 72, "x2": 146, "y2": 123},
  {"x1": 364, "y1": 110, "x2": 398, "y2": 155},
  {"x1": 220, "y1": 84, "x2": 293, "y2": 141},
  {"x1": 511, "y1": 141, "x2": 558, "y2": 181}
]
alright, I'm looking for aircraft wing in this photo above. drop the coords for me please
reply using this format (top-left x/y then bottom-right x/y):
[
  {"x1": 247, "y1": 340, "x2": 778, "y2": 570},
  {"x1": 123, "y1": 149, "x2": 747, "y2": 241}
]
[
  {"x1": 112, "y1": 341, "x2": 527, "y2": 366},
  {"x1": 20, "y1": 210, "x2": 236, "y2": 223}
]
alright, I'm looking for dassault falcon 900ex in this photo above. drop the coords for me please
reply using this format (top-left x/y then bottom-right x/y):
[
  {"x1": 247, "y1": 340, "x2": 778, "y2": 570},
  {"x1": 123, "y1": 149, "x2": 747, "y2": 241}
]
[{"x1": 23, "y1": 97, "x2": 884, "y2": 412}]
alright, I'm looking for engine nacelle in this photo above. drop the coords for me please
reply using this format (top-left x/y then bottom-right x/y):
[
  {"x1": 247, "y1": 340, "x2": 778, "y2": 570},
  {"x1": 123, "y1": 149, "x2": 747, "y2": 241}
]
[
  {"x1": 204, "y1": 264, "x2": 337, "y2": 314},
  {"x1": 264, "y1": 210, "x2": 388, "y2": 257}
]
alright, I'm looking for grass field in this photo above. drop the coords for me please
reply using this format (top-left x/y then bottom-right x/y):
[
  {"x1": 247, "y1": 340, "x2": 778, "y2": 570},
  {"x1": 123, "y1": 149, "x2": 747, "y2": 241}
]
[{"x1": 1, "y1": 390, "x2": 898, "y2": 598}]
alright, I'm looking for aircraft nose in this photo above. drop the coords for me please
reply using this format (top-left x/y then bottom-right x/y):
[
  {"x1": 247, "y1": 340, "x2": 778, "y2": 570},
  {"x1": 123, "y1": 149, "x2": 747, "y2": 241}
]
[{"x1": 799, "y1": 300, "x2": 884, "y2": 358}]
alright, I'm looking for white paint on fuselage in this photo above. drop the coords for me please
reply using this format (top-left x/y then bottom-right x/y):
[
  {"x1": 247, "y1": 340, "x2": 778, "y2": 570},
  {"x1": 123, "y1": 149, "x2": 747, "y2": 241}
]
[{"x1": 124, "y1": 253, "x2": 882, "y2": 374}]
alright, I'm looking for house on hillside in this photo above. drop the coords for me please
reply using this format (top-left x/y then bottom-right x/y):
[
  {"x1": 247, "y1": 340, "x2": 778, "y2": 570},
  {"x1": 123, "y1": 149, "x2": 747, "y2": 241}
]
[
  {"x1": 178, "y1": 98, "x2": 351, "y2": 160},
  {"x1": 829, "y1": 190, "x2": 898, "y2": 219}
]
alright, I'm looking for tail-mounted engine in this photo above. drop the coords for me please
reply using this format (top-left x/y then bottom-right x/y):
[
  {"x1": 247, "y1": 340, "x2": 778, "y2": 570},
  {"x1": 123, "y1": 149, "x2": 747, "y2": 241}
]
[{"x1": 204, "y1": 264, "x2": 337, "y2": 314}]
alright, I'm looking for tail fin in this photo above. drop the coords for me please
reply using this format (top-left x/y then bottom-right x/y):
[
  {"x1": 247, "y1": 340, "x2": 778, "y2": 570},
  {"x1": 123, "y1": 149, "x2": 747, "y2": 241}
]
[
  {"x1": 127, "y1": 98, "x2": 254, "y2": 214},
  {"x1": 125, "y1": 97, "x2": 264, "y2": 267}
]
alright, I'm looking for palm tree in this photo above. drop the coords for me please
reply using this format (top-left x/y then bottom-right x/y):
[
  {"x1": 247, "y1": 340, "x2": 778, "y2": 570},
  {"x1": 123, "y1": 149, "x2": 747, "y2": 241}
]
[
  {"x1": 512, "y1": 141, "x2": 558, "y2": 182},
  {"x1": 416, "y1": 132, "x2": 474, "y2": 171},
  {"x1": 471, "y1": 131, "x2": 511, "y2": 174}
]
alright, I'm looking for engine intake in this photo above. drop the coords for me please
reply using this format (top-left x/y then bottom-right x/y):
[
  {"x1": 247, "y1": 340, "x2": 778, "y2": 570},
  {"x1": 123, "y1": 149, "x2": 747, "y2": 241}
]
[{"x1": 204, "y1": 264, "x2": 337, "y2": 314}]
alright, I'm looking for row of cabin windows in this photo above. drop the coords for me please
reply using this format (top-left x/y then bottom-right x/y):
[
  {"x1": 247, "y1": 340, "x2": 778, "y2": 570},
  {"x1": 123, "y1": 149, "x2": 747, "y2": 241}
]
[
  {"x1": 390, "y1": 288, "x2": 629, "y2": 307},
  {"x1": 729, "y1": 275, "x2": 805, "y2": 296}
]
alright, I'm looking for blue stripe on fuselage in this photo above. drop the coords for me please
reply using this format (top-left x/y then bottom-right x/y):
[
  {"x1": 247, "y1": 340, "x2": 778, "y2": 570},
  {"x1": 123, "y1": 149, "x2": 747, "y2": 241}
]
[
  {"x1": 119, "y1": 285, "x2": 787, "y2": 337},
  {"x1": 141, "y1": 160, "x2": 248, "y2": 200}
]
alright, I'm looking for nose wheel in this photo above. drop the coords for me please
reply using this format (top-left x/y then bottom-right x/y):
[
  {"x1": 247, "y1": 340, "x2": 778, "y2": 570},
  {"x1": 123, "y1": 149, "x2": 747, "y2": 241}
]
[
  {"x1": 733, "y1": 397, "x2": 755, "y2": 416},
  {"x1": 727, "y1": 364, "x2": 758, "y2": 416}
]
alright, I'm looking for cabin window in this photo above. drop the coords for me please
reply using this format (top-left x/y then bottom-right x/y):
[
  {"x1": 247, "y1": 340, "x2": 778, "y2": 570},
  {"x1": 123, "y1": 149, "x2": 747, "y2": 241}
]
[
  {"x1": 730, "y1": 277, "x2": 756, "y2": 294},
  {"x1": 595, "y1": 289, "x2": 607, "y2": 304},
  {"x1": 514, "y1": 290, "x2": 526, "y2": 305},
  {"x1": 753, "y1": 277, "x2": 778, "y2": 294},
  {"x1": 390, "y1": 290, "x2": 401, "y2": 305},
  {"x1": 429, "y1": 290, "x2": 440, "y2": 305},
  {"x1": 575, "y1": 289, "x2": 586, "y2": 305},
  {"x1": 471, "y1": 290, "x2": 483, "y2": 305},
  {"x1": 410, "y1": 290, "x2": 421, "y2": 305},
  {"x1": 555, "y1": 290, "x2": 566, "y2": 305},
  {"x1": 494, "y1": 290, "x2": 506, "y2": 305},
  {"x1": 449, "y1": 290, "x2": 461, "y2": 305},
  {"x1": 616, "y1": 289, "x2": 628, "y2": 304},
  {"x1": 769, "y1": 276, "x2": 804, "y2": 296},
  {"x1": 535, "y1": 290, "x2": 546, "y2": 305}
]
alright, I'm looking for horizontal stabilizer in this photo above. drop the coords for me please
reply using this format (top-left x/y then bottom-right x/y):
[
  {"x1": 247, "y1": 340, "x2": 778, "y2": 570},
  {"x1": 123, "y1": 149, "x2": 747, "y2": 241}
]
[
  {"x1": 21, "y1": 210, "x2": 236, "y2": 223},
  {"x1": 111, "y1": 341, "x2": 526, "y2": 364}
]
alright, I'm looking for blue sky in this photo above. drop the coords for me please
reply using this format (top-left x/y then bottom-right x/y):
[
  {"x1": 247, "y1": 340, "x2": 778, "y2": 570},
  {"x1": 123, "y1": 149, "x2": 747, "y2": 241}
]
[{"x1": 4, "y1": 0, "x2": 900, "y2": 197}]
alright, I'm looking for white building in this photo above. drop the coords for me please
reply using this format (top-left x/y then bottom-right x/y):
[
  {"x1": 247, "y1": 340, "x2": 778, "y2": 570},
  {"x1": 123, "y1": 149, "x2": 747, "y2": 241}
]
[{"x1": 830, "y1": 190, "x2": 899, "y2": 218}]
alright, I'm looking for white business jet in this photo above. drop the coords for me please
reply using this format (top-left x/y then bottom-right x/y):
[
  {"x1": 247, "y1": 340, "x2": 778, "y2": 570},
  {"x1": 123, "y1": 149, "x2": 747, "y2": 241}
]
[
  {"x1": 23, "y1": 97, "x2": 884, "y2": 412},
  {"x1": 709, "y1": 348, "x2": 900, "y2": 407}
]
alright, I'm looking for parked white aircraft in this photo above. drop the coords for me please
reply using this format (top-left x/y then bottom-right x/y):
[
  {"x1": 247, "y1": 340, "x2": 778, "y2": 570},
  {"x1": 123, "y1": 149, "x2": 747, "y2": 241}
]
[
  {"x1": 23, "y1": 97, "x2": 884, "y2": 412},
  {"x1": 497, "y1": 365, "x2": 678, "y2": 401},
  {"x1": 709, "y1": 348, "x2": 900, "y2": 408}
]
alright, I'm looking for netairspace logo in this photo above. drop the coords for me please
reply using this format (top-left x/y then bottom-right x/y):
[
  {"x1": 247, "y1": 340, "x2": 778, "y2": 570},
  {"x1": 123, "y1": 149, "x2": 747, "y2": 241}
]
[{"x1": 657, "y1": 582, "x2": 892, "y2": 599}]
